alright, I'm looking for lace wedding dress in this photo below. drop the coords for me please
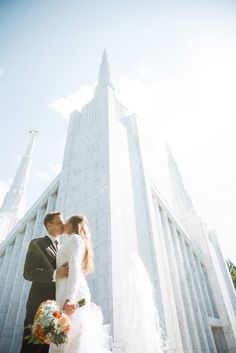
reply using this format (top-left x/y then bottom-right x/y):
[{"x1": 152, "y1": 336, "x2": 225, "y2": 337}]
[{"x1": 49, "y1": 234, "x2": 112, "y2": 353}]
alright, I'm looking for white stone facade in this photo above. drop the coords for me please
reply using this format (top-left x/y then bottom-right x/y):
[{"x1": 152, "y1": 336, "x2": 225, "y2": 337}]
[{"x1": 0, "y1": 53, "x2": 235, "y2": 353}]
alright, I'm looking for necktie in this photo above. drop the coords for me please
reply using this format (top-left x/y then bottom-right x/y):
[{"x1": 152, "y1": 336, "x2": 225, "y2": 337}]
[{"x1": 54, "y1": 240, "x2": 59, "y2": 251}]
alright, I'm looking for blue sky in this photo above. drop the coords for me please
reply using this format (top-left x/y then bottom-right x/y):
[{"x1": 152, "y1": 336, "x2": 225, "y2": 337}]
[{"x1": 0, "y1": 0, "x2": 236, "y2": 262}]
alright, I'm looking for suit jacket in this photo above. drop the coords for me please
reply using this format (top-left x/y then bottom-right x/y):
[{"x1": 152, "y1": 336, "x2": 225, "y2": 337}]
[{"x1": 23, "y1": 235, "x2": 57, "y2": 319}]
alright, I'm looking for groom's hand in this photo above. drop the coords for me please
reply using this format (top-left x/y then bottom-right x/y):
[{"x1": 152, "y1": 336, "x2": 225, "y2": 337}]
[{"x1": 56, "y1": 262, "x2": 69, "y2": 279}]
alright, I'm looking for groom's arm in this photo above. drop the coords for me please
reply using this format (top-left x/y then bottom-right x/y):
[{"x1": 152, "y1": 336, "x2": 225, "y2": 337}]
[{"x1": 23, "y1": 239, "x2": 54, "y2": 283}]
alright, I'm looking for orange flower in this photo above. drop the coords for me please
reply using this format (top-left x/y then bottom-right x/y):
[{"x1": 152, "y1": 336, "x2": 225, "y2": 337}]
[
  {"x1": 35, "y1": 323, "x2": 46, "y2": 341},
  {"x1": 53, "y1": 311, "x2": 61, "y2": 318}
]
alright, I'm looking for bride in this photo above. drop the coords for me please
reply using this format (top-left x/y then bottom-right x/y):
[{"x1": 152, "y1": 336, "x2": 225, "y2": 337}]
[{"x1": 49, "y1": 214, "x2": 112, "y2": 353}]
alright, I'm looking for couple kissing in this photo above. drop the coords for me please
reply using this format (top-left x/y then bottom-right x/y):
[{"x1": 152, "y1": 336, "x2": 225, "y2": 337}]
[{"x1": 20, "y1": 212, "x2": 111, "y2": 353}]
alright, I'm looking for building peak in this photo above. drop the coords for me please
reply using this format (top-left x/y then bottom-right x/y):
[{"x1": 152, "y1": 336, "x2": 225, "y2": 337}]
[
  {"x1": 0, "y1": 130, "x2": 39, "y2": 216},
  {"x1": 165, "y1": 140, "x2": 174, "y2": 161},
  {"x1": 102, "y1": 49, "x2": 108, "y2": 63},
  {"x1": 94, "y1": 50, "x2": 114, "y2": 96}
]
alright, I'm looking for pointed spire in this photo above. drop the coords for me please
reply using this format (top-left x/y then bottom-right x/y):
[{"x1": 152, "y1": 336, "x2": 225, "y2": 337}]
[
  {"x1": 166, "y1": 140, "x2": 194, "y2": 219},
  {"x1": 0, "y1": 130, "x2": 39, "y2": 217},
  {"x1": 94, "y1": 50, "x2": 114, "y2": 96}
]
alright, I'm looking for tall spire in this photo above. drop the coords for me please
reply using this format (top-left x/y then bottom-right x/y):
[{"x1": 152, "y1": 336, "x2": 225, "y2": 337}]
[
  {"x1": 0, "y1": 130, "x2": 39, "y2": 217},
  {"x1": 94, "y1": 50, "x2": 114, "y2": 96},
  {"x1": 166, "y1": 141, "x2": 194, "y2": 219}
]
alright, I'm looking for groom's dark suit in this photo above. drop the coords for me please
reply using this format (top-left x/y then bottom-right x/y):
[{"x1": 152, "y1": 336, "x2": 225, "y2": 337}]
[{"x1": 20, "y1": 235, "x2": 58, "y2": 353}]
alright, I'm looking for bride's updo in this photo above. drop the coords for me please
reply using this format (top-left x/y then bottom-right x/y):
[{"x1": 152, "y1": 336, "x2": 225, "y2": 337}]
[{"x1": 67, "y1": 214, "x2": 94, "y2": 273}]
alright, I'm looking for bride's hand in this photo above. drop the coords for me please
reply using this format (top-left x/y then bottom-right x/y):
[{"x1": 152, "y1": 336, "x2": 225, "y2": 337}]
[{"x1": 62, "y1": 300, "x2": 75, "y2": 315}]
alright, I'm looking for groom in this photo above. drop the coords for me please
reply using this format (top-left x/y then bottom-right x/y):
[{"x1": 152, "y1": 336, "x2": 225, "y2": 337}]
[{"x1": 20, "y1": 211, "x2": 69, "y2": 353}]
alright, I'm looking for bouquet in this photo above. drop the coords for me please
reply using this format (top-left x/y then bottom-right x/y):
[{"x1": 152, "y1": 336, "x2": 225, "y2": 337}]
[{"x1": 26, "y1": 298, "x2": 86, "y2": 346}]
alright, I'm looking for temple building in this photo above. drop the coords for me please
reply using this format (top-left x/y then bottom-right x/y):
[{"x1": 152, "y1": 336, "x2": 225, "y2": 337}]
[{"x1": 0, "y1": 52, "x2": 235, "y2": 353}]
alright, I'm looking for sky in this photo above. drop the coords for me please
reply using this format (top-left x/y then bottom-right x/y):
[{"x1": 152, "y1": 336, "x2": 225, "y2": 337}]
[{"x1": 0, "y1": 0, "x2": 235, "y2": 263}]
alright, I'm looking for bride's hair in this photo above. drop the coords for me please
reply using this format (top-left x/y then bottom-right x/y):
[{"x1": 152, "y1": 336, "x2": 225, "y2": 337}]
[{"x1": 68, "y1": 214, "x2": 94, "y2": 273}]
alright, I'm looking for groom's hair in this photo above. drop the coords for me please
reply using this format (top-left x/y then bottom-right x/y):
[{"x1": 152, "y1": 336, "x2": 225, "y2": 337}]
[{"x1": 44, "y1": 212, "x2": 62, "y2": 230}]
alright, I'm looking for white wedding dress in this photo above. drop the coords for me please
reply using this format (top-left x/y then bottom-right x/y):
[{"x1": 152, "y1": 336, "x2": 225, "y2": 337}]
[{"x1": 49, "y1": 234, "x2": 112, "y2": 353}]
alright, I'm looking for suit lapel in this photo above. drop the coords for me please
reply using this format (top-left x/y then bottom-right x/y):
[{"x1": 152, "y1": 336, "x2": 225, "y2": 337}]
[{"x1": 44, "y1": 236, "x2": 57, "y2": 257}]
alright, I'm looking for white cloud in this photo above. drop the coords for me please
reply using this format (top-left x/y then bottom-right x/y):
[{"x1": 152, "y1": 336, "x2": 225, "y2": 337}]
[
  {"x1": 49, "y1": 84, "x2": 95, "y2": 119},
  {"x1": 33, "y1": 169, "x2": 51, "y2": 181},
  {"x1": 49, "y1": 162, "x2": 62, "y2": 175},
  {"x1": 47, "y1": 56, "x2": 236, "y2": 262},
  {"x1": 139, "y1": 64, "x2": 153, "y2": 78}
]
